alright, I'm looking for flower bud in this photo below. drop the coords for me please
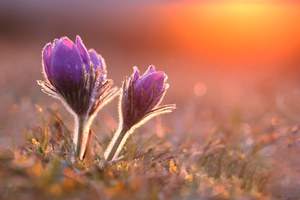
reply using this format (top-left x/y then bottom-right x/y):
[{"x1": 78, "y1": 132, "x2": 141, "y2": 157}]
[{"x1": 121, "y1": 65, "x2": 175, "y2": 129}]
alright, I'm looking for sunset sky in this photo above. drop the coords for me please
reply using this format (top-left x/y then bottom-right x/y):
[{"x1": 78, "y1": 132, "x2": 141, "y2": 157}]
[
  {"x1": 161, "y1": 2, "x2": 300, "y2": 70},
  {"x1": 0, "y1": 1, "x2": 299, "y2": 71},
  {"x1": 0, "y1": 1, "x2": 299, "y2": 103}
]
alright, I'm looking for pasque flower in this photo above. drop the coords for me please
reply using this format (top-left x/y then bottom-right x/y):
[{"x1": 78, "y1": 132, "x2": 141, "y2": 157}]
[
  {"x1": 104, "y1": 65, "x2": 175, "y2": 162},
  {"x1": 38, "y1": 36, "x2": 118, "y2": 160}
]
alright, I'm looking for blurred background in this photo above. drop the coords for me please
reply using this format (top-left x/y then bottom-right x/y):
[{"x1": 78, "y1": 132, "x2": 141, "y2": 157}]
[{"x1": 0, "y1": 1, "x2": 300, "y2": 142}]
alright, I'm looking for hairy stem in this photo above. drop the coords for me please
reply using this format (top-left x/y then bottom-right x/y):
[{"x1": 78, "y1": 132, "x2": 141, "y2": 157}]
[
  {"x1": 104, "y1": 126, "x2": 131, "y2": 162},
  {"x1": 73, "y1": 115, "x2": 92, "y2": 160}
]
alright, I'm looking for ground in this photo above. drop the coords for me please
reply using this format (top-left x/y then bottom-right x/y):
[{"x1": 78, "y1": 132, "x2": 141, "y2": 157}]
[{"x1": 1, "y1": 86, "x2": 300, "y2": 199}]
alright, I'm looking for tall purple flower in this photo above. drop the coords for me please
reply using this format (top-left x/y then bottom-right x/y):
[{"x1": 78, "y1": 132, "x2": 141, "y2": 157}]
[
  {"x1": 38, "y1": 36, "x2": 118, "y2": 160},
  {"x1": 104, "y1": 65, "x2": 175, "y2": 162}
]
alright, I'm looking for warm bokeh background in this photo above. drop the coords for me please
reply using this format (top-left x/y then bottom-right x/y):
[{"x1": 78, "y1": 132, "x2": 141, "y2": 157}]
[{"x1": 0, "y1": 1, "x2": 300, "y2": 141}]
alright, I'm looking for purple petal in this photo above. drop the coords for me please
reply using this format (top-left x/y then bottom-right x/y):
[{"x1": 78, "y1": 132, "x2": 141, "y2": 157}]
[
  {"x1": 139, "y1": 65, "x2": 156, "y2": 80},
  {"x1": 50, "y1": 37, "x2": 84, "y2": 83},
  {"x1": 88, "y1": 49, "x2": 107, "y2": 81},
  {"x1": 75, "y1": 35, "x2": 89, "y2": 66},
  {"x1": 134, "y1": 70, "x2": 166, "y2": 112},
  {"x1": 150, "y1": 82, "x2": 169, "y2": 108},
  {"x1": 132, "y1": 66, "x2": 140, "y2": 83},
  {"x1": 144, "y1": 65, "x2": 156, "y2": 75},
  {"x1": 88, "y1": 50, "x2": 101, "y2": 70},
  {"x1": 121, "y1": 66, "x2": 171, "y2": 127},
  {"x1": 42, "y1": 43, "x2": 53, "y2": 79},
  {"x1": 136, "y1": 71, "x2": 166, "y2": 95},
  {"x1": 53, "y1": 39, "x2": 60, "y2": 46}
]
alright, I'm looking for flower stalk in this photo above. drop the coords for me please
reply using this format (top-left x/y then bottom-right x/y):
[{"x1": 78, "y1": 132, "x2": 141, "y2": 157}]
[
  {"x1": 73, "y1": 115, "x2": 93, "y2": 160},
  {"x1": 104, "y1": 126, "x2": 129, "y2": 161}
]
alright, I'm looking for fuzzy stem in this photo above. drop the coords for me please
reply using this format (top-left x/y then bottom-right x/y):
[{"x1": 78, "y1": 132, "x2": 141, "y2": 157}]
[
  {"x1": 73, "y1": 115, "x2": 92, "y2": 160},
  {"x1": 104, "y1": 126, "x2": 131, "y2": 162}
]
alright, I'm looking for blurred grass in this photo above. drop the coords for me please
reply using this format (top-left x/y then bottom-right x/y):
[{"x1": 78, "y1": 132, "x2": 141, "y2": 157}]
[{"x1": 1, "y1": 97, "x2": 300, "y2": 200}]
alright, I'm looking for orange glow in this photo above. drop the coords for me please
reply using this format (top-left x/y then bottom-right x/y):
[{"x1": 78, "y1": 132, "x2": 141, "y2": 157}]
[
  {"x1": 194, "y1": 82, "x2": 207, "y2": 97},
  {"x1": 162, "y1": 3, "x2": 300, "y2": 69}
]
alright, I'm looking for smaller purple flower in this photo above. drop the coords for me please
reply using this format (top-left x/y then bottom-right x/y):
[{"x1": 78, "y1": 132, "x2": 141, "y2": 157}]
[
  {"x1": 121, "y1": 65, "x2": 174, "y2": 129},
  {"x1": 38, "y1": 36, "x2": 118, "y2": 160},
  {"x1": 104, "y1": 65, "x2": 175, "y2": 161}
]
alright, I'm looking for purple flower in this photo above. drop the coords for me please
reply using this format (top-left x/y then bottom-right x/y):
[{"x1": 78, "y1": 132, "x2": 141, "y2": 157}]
[
  {"x1": 104, "y1": 65, "x2": 175, "y2": 161},
  {"x1": 38, "y1": 35, "x2": 118, "y2": 160},
  {"x1": 121, "y1": 65, "x2": 175, "y2": 129},
  {"x1": 38, "y1": 35, "x2": 115, "y2": 116}
]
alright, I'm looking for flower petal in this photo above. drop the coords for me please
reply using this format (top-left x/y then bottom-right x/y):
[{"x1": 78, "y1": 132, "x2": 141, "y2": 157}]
[
  {"x1": 133, "y1": 67, "x2": 167, "y2": 116},
  {"x1": 42, "y1": 43, "x2": 53, "y2": 80},
  {"x1": 120, "y1": 66, "x2": 172, "y2": 128},
  {"x1": 75, "y1": 35, "x2": 89, "y2": 66},
  {"x1": 88, "y1": 49, "x2": 107, "y2": 82},
  {"x1": 136, "y1": 71, "x2": 165, "y2": 95},
  {"x1": 144, "y1": 65, "x2": 156, "y2": 75},
  {"x1": 50, "y1": 37, "x2": 84, "y2": 83},
  {"x1": 88, "y1": 50, "x2": 101, "y2": 69},
  {"x1": 132, "y1": 66, "x2": 140, "y2": 83}
]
